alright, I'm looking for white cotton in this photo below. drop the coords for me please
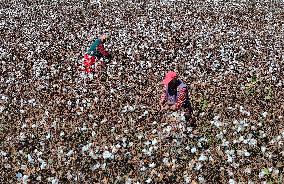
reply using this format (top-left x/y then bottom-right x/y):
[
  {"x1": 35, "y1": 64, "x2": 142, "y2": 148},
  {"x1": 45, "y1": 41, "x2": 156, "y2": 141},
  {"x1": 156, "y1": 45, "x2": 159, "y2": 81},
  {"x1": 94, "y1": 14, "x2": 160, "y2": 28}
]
[
  {"x1": 16, "y1": 172, "x2": 22, "y2": 180},
  {"x1": 137, "y1": 135, "x2": 143, "y2": 140},
  {"x1": 191, "y1": 147, "x2": 197, "y2": 153},
  {"x1": 82, "y1": 143, "x2": 92, "y2": 152},
  {"x1": 151, "y1": 138, "x2": 158, "y2": 145},
  {"x1": 149, "y1": 162, "x2": 156, "y2": 168},
  {"x1": 91, "y1": 163, "x2": 101, "y2": 171},
  {"x1": 195, "y1": 163, "x2": 202, "y2": 170},
  {"x1": 22, "y1": 175, "x2": 29, "y2": 184},
  {"x1": 102, "y1": 151, "x2": 113, "y2": 159},
  {"x1": 60, "y1": 131, "x2": 65, "y2": 137},
  {"x1": 198, "y1": 154, "x2": 207, "y2": 161},
  {"x1": 165, "y1": 126, "x2": 172, "y2": 132},
  {"x1": 0, "y1": 106, "x2": 4, "y2": 113},
  {"x1": 144, "y1": 141, "x2": 151, "y2": 146},
  {"x1": 262, "y1": 112, "x2": 268, "y2": 118},
  {"x1": 51, "y1": 178, "x2": 59, "y2": 184},
  {"x1": 40, "y1": 161, "x2": 47, "y2": 169},
  {"x1": 249, "y1": 139, "x2": 257, "y2": 146},
  {"x1": 145, "y1": 178, "x2": 152, "y2": 183},
  {"x1": 101, "y1": 163, "x2": 106, "y2": 169},
  {"x1": 229, "y1": 179, "x2": 236, "y2": 184},
  {"x1": 244, "y1": 151, "x2": 251, "y2": 157},
  {"x1": 21, "y1": 123, "x2": 27, "y2": 128},
  {"x1": 27, "y1": 154, "x2": 34, "y2": 163},
  {"x1": 140, "y1": 166, "x2": 147, "y2": 171},
  {"x1": 1, "y1": 151, "x2": 7, "y2": 157},
  {"x1": 66, "y1": 150, "x2": 73, "y2": 157},
  {"x1": 46, "y1": 132, "x2": 51, "y2": 139},
  {"x1": 163, "y1": 158, "x2": 169, "y2": 164},
  {"x1": 115, "y1": 143, "x2": 121, "y2": 149},
  {"x1": 227, "y1": 155, "x2": 233, "y2": 162}
]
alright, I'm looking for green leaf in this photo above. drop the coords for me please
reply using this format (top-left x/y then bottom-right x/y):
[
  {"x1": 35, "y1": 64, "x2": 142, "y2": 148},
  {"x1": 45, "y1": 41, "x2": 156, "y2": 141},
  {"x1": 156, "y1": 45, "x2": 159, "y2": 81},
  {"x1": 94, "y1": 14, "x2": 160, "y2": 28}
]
[
  {"x1": 251, "y1": 76, "x2": 257, "y2": 83},
  {"x1": 200, "y1": 98, "x2": 208, "y2": 111},
  {"x1": 262, "y1": 168, "x2": 270, "y2": 176},
  {"x1": 279, "y1": 173, "x2": 283, "y2": 184}
]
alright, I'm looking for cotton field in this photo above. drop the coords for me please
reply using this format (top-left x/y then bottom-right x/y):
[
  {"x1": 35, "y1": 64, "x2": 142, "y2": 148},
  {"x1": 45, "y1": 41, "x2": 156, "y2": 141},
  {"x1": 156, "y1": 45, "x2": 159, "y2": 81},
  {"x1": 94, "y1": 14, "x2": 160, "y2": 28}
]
[{"x1": 1, "y1": 0, "x2": 284, "y2": 183}]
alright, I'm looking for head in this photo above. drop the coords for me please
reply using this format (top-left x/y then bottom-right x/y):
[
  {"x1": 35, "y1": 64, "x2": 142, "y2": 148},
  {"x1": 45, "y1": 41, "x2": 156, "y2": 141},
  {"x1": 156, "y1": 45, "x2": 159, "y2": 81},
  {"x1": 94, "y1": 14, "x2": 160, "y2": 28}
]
[
  {"x1": 168, "y1": 77, "x2": 179, "y2": 89},
  {"x1": 162, "y1": 71, "x2": 179, "y2": 88},
  {"x1": 100, "y1": 33, "x2": 110, "y2": 43}
]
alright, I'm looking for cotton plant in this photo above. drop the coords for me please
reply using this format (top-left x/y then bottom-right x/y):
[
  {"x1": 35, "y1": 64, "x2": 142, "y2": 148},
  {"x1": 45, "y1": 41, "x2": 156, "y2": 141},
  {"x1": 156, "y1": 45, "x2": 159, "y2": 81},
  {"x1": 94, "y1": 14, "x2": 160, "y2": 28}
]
[
  {"x1": 149, "y1": 162, "x2": 156, "y2": 168},
  {"x1": 239, "y1": 106, "x2": 251, "y2": 116},
  {"x1": 66, "y1": 150, "x2": 73, "y2": 157},
  {"x1": 140, "y1": 166, "x2": 147, "y2": 171},
  {"x1": 210, "y1": 115, "x2": 223, "y2": 128},
  {"x1": 225, "y1": 150, "x2": 236, "y2": 163},
  {"x1": 198, "y1": 176, "x2": 205, "y2": 183},
  {"x1": 80, "y1": 123, "x2": 88, "y2": 131},
  {"x1": 82, "y1": 143, "x2": 93, "y2": 152},
  {"x1": 143, "y1": 177, "x2": 152, "y2": 184},
  {"x1": 91, "y1": 163, "x2": 101, "y2": 171},
  {"x1": 191, "y1": 147, "x2": 197, "y2": 153},
  {"x1": 51, "y1": 177, "x2": 59, "y2": 184},
  {"x1": 38, "y1": 158, "x2": 47, "y2": 170},
  {"x1": 221, "y1": 139, "x2": 229, "y2": 147},
  {"x1": 22, "y1": 175, "x2": 29, "y2": 184},
  {"x1": 27, "y1": 154, "x2": 34, "y2": 164},
  {"x1": 163, "y1": 125, "x2": 172, "y2": 133},
  {"x1": 184, "y1": 174, "x2": 191, "y2": 183},
  {"x1": 194, "y1": 163, "x2": 203, "y2": 171},
  {"x1": 198, "y1": 153, "x2": 208, "y2": 161},
  {"x1": 102, "y1": 150, "x2": 114, "y2": 159}
]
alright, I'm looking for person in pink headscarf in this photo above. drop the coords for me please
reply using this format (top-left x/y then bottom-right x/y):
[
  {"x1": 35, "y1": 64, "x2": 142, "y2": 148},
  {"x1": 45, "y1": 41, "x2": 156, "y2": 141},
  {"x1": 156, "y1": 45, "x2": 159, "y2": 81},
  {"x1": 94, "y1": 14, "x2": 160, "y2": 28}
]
[{"x1": 160, "y1": 71, "x2": 192, "y2": 122}]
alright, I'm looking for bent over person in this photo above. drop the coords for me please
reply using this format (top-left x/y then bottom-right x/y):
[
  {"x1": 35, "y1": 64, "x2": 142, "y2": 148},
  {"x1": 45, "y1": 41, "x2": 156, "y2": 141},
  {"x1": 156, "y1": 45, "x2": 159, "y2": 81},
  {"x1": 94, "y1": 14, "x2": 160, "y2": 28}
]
[
  {"x1": 160, "y1": 71, "x2": 193, "y2": 123},
  {"x1": 82, "y1": 33, "x2": 111, "y2": 73}
]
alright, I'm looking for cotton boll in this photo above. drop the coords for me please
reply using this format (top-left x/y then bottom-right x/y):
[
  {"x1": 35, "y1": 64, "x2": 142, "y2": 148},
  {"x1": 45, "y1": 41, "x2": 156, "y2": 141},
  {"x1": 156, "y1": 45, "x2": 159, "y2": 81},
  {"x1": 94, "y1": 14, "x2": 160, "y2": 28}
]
[
  {"x1": 262, "y1": 112, "x2": 268, "y2": 118},
  {"x1": 249, "y1": 139, "x2": 257, "y2": 146},
  {"x1": 194, "y1": 163, "x2": 203, "y2": 170},
  {"x1": 229, "y1": 179, "x2": 236, "y2": 184},
  {"x1": 22, "y1": 175, "x2": 29, "y2": 184},
  {"x1": 40, "y1": 161, "x2": 47, "y2": 170},
  {"x1": 244, "y1": 151, "x2": 250, "y2": 157},
  {"x1": 82, "y1": 143, "x2": 92, "y2": 152},
  {"x1": 149, "y1": 162, "x2": 156, "y2": 168},
  {"x1": 151, "y1": 129, "x2": 157, "y2": 134},
  {"x1": 45, "y1": 132, "x2": 51, "y2": 139},
  {"x1": 27, "y1": 154, "x2": 34, "y2": 163},
  {"x1": 191, "y1": 147, "x2": 197, "y2": 153},
  {"x1": 66, "y1": 150, "x2": 73, "y2": 157},
  {"x1": 151, "y1": 138, "x2": 158, "y2": 145},
  {"x1": 102, "y1": 151, "x2": 113, "y2": 159},
  {"x1": 60, "y1": 131, "x2": 65, "y2": 137},
  {"x1": 145, "y1": 178, "x2": 152, "y2": 183},
  {"x1": 91, "y1": 163, "x2": 101, "y2": 171},
  {"x1": 51, "y1": 178, "x2": 59, "y2": 184},
  {"x1": 16, "y1": 172, "x2": 22, "y2": 181},
  {"x1": 0, "y1": 106, "x2": 4, "y2": 113},
  {"x1": 140, "y1": 166, "x2": 147, "y2": 171},
  {"x1": 198, "y1": 154, "x2": 207, "y2": 161}
]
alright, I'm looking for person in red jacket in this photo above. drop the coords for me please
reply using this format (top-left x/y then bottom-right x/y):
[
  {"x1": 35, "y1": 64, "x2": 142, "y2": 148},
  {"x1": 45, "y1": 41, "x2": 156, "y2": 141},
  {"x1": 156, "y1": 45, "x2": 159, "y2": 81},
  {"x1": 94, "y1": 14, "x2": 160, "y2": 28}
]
[
  {"x1": 160, "y1": 71, "x2": 193, "y2": 123},
  {"x1": 82, "y1": 33, "x2": 111, "y2": 74}
]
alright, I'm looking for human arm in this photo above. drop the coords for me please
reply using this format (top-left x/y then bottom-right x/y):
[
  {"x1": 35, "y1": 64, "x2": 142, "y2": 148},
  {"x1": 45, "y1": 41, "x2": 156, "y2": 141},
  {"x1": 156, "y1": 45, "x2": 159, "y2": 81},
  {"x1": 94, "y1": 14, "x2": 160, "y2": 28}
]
[
  {"x1": 97, "y1": 43, "x2": 111, "y2": 58},
  {"x1": 174, "y1": 87, "x2": 187, "y2": 110}
]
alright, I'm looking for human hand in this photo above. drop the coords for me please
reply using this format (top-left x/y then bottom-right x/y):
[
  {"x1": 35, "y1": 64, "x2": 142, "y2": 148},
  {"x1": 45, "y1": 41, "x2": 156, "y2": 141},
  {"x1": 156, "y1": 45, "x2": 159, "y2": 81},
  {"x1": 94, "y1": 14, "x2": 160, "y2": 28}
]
[
  {"x1": 170, "y1": 105, "x2": 177, "y2": 111},
  {"x1": 161, "y1": 104, "x2": 169, "y2": 111}
]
